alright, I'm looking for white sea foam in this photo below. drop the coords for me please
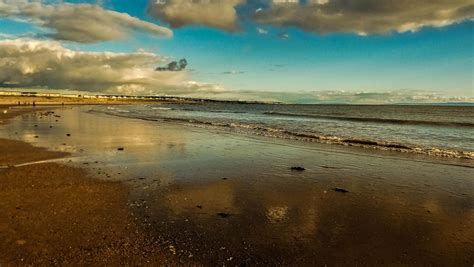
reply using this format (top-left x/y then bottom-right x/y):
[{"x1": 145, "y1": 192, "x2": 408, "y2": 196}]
[{"x1": 93, "y1": 104, "x2": 474, "y2": 160}]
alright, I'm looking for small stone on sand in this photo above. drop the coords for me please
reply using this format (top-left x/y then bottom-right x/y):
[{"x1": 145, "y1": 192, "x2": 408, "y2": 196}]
[
  {"x1": 333, "y1": 188, "x2": 349, "y2": 193},
  {"x1": 291, "y1": 166, "x2": 306, "y2": 171},
  {"x1": 217, "y1": 212, "x2": 231, "y2": 218}
]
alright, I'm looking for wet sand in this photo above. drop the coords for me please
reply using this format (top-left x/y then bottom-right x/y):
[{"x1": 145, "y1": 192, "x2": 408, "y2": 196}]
[
  {"x1": 0, "y1": 107, "x2": 175, "y2": 265},
  {"x1": 0, "y1": 105, "x2": 473, "y2": 266},
  {"x1": 0, "y1": 161, "x2": 176, "y2": 265}
]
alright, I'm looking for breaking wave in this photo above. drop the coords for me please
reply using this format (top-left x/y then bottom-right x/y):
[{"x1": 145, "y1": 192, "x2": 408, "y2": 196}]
[
  {"x1": 263, "y1": 112, "x2": 474, "y2": 128},
  {"x1": 93, "y1": 108, "x2": 474, "y2": 160}
]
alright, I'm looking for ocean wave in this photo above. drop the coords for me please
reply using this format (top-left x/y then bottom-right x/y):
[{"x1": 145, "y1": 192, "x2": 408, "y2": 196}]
[
  {"x1": 93, "y1": 108, "x2": 474, "y2": 160},
  {"x1": 192, "y1": 120, "x2": 473, "y2": 159},
  {"x1": 263, "y1": 111, "x2": 474, "y2": 128},
  {"x1": 179, "y1": 108, "x2": 248, "y2": 114},
  {"x1": 151, "y1": 107, "x2": 174, "y2": 111}
]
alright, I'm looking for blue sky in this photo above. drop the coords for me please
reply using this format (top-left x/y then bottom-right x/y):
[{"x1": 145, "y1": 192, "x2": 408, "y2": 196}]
[
  {"x1": 158, "y1": 22, "x2": 473, "y2": 95},
  {"x1": 0, "y1": 0, "x2": 472, "y2": 103}
]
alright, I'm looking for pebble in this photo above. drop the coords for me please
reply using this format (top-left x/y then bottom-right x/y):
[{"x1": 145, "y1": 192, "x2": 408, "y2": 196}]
[{"x1": 290, "y1": 166, "x2": 306, "y2": 171}]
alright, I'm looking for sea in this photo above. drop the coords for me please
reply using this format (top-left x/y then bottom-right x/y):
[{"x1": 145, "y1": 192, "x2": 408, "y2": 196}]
[{"x1": 93, "y1": 103, "x2": 474, "y2": 159}]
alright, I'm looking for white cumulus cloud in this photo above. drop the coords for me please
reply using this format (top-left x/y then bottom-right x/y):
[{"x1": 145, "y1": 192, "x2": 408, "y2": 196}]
[
  {"x1": 0, "y1": 39, "x2": 220, "y2": 95},
  {"x1": 0, "y1": 0, "x2": 172, "y2": 43}
]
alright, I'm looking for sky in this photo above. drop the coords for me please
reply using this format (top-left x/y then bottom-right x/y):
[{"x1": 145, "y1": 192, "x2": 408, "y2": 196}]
[{"x1": 0, "y1": 0, "x2": 473, "y2": 104}]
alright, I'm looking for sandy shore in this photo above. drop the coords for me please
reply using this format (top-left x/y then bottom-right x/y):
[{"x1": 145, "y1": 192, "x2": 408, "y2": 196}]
[
  {"x1": 0, "y1": 107, "x2": 176, "y2": 265},
  {"x1": 0, "y1": 104, "x2": 473, "y2": 266}
]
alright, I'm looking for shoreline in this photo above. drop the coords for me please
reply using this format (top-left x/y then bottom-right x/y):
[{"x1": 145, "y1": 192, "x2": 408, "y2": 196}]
[
  {"x1": 1, "y1": 104, "x2": 473, "y2": 265},
  {"x1": 3, "y1": 96, "x2": 473, "y2": 161},
  {"x1": 95, "y1": 107, "x2": 474, "y2": 163}
]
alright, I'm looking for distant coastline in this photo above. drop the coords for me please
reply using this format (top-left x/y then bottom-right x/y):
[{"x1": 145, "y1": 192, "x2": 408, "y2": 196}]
[
  {"x1": 0, "y1": 89, "x2": 473, "y2": 106},
  {"x1": 0, "y1": 90, "x2": 278, "y2": 105}
]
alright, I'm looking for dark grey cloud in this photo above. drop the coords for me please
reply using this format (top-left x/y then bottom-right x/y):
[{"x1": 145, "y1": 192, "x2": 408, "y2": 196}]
[
  {"x1": 255, "y1": 0, "x2": 474, "y2": 35},
  {"x1": 148, "y1": 0, "x2": 474, "y2": 35},
  {"x1": 156, "y1": 59, "x2": 188, "y2": 71},
  {"x1": 148, "y1": 0, "x2": 244, "y2": 32}
]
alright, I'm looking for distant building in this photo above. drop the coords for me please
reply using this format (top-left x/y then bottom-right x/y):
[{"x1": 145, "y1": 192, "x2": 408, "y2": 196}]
[
  {"x1": 21, "y1": 92, "x2": 37, "y2": 97},
  {"x1": 0, "y1": 91, "x2": 21, "y2": 96}
]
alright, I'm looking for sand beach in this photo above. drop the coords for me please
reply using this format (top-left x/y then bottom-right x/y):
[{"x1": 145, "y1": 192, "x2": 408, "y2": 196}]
[
  {"x1": 1, "y1": 0, "x2": 473, "y2": 265},
  {"x1": 0, "y1": 102, "x2": 473, "y2": 266}
]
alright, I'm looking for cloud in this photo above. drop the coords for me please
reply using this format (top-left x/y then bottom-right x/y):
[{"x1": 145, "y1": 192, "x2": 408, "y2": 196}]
[
  {"x1": 255, "y1": 0, "x2": 474, "y2": 35},
  {"x1": 256, "y1": 27, "x2": 268, "y2": 35},
  {"x1": 182, "y1": 80, "x2": 226, "y2": 93},
  {"x1": 307, "y1": 90, "x2": 474, "y2": 104},
  {"x1": 148, "y1": 0, "x2": 473, "y2": 35},
  {"x1": 0, "y1": 33, "x2": 15, "y2": 38},
  {"x1": 148, "y1": 0, "x2": 244, "y2": 32},
  {"x1": 0, "y1": 1, "x2": 172, "y2": 43},
  {"x1": 0, "y1": 39, "x2": 220, "y2": 95},
  {"x1": 4, "y1": 1, "x2": 468, "y2": 38},
  {"x1": 277, "y1": 32, "x2": 289, "y2": 39},
  {"x1": 180, "y1": 89, "x2": 474, "y2": 104},
  {"x1": 287, "y1": 90, "x2": 474, "y2": 104},
  {"x1": 156, "y1": 58, "x2": 188, "y2": 71},
  {"x1": 0, "y1": 31, "x2": 37, "y2": 39},
  {"x1": 222, "y1": 70, "x2": 245, "y2": 75}
]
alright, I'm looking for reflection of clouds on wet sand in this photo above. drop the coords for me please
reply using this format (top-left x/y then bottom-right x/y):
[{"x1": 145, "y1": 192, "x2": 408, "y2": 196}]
[
  {"x1": 146, "y1": 175, "x2": 473, "y2": 265},
  {"x1": 2, "y1": 107, "x2": 190, "y2": 167}
]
